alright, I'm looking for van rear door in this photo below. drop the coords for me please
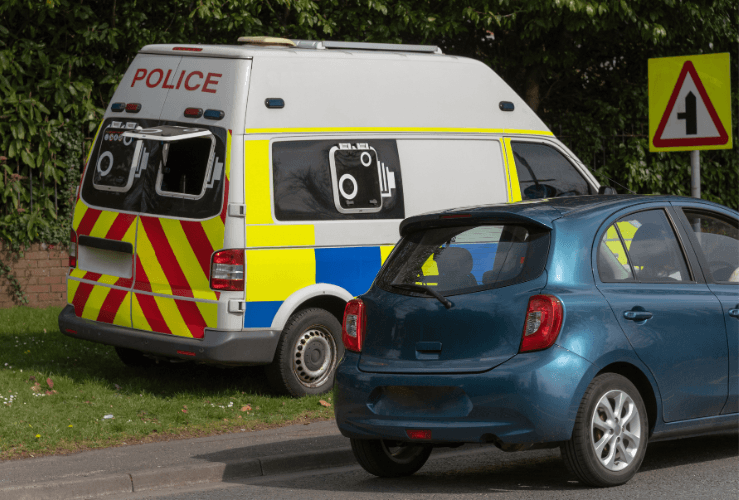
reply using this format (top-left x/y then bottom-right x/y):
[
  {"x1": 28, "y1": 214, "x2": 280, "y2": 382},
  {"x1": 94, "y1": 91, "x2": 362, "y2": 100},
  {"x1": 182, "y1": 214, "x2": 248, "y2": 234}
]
[{"x1": 77, "y1": 52, "x2": 249, "y2": 339}]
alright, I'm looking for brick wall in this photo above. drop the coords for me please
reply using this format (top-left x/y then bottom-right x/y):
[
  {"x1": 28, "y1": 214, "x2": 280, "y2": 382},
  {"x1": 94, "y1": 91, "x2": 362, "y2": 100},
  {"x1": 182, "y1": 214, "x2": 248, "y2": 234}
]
[{"x1": 0, "y1": 242, "x2": 69, "y2": 309}]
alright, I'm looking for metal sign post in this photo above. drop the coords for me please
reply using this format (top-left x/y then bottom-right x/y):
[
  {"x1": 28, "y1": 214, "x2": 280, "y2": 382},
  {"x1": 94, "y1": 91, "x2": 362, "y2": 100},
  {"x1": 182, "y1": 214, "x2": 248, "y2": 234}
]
[{"x1": 690, "y1": 150, "x2": 700, "y2": 199}]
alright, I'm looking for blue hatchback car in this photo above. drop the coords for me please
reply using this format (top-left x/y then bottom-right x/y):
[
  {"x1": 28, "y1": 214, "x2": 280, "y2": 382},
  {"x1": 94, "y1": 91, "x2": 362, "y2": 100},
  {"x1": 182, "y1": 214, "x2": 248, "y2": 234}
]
[{"x1": 334, "y1": 195, "x2": 738, "y2": 487}]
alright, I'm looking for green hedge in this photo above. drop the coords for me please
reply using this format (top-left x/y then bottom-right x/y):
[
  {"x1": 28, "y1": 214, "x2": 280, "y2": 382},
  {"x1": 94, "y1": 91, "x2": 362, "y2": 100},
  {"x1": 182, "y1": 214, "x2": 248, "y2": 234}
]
[{"x1": 0, "y1": 0, "x2": 736, "y2": 251}]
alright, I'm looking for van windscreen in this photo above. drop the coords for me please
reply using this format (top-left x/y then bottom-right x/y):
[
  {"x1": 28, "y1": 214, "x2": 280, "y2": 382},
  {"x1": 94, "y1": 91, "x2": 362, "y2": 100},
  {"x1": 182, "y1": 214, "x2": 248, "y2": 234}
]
[
  {"x1": 377, "y1": 224, "x2": 549, "y2": 297},
  {"x1": 81, "y1": 120, "x2": 226, "y2": 220}
]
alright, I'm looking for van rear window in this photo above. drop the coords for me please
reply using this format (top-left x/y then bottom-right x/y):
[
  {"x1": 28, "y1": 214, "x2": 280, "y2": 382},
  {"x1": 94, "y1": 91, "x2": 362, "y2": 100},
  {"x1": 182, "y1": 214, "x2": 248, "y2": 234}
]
[
  {"x1": 81, "y1": 119, "x2": 226, "y2": 220},
  {"x1": 377, "y1": 224, "x2": 549, "y2": 296}
]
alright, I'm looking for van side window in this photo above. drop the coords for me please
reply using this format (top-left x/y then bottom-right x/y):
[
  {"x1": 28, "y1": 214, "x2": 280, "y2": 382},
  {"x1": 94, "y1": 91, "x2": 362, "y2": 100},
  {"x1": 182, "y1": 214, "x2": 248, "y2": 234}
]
[
  {"x1": 272, "y1": 140, "x2": 404, "y2": 221},
  {"x1": 510, "y1": 142, "x2": 592, "y2": 199}
]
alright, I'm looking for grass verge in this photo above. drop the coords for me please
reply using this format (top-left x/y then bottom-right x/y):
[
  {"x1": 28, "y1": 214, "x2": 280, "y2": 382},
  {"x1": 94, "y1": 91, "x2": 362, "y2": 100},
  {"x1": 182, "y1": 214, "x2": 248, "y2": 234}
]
[{"x1": 0, "y1": 307, "x2": 335, "y2": 460}]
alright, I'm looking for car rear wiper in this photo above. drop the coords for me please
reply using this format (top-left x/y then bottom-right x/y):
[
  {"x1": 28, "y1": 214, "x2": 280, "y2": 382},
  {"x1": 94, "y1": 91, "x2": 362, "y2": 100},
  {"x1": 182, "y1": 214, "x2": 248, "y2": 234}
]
[{"x1": 390, "y1": 283, "x2": 453, "y2": 309}]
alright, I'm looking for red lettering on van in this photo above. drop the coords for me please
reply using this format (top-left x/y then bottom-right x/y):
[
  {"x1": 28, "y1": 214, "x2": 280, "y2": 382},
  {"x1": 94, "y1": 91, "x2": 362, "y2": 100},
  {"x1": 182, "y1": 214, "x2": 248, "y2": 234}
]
[
  {"x1": 146, "y1": 69, "x2": 164, "y2": 88},
  {"x1": 162, "y1": 69, "x2": 175, "y2": 89},
  {"x1": 202, "y1": 73, "x2": 222, "y2": 93},
  {"x1": 131, "y1": 69, "x2": 147, "y2": 87},
  {"x1": 185, "y1": 71, "x2": 203, "y2": 91},
  {"x1": 176, "y1": 70, "x2": 186, "y2": 89}
]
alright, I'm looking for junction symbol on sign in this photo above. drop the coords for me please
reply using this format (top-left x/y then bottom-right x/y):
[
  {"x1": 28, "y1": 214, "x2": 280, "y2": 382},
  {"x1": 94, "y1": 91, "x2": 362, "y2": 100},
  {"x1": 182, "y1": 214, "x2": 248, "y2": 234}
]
[{"x1": 652, "y1": 61, "x2": 729, "y2": 149}]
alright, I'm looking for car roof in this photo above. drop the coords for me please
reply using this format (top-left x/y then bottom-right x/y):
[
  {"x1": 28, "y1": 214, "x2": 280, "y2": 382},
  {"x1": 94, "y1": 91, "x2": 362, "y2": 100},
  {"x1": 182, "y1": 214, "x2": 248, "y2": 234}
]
[{"x1": 398, "y1": 195, "x2": 727, "y2": 236}]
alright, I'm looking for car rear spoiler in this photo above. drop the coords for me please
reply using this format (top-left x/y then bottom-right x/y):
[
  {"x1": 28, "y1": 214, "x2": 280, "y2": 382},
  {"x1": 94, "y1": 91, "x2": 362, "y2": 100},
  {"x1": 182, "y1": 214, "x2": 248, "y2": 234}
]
[{"x1": 399, "y1": 209, "x2": 554, "y2": 237}]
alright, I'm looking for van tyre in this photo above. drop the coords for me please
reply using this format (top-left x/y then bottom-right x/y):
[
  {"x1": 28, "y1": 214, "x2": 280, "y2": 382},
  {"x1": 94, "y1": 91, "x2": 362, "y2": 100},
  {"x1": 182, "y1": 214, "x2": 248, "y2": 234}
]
[
  {"x1": 114, "y1": 347, "x2": 155, "y2": 368},
  {"x1": 561, "y1": 373, "x2": 648, "y2": 487},
  {"x1": 351, "y1": 439, "x2": 432, "y2": 477},
  {"x1": 265, "y1": 308, "x2": 343, "y2": 397}
]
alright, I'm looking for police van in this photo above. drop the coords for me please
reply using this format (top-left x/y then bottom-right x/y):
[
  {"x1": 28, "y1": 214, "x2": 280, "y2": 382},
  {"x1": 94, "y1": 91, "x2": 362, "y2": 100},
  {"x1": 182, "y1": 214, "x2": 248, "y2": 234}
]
[{"x1": 58, "y1": 37, "x2": 602, "y2": 396}]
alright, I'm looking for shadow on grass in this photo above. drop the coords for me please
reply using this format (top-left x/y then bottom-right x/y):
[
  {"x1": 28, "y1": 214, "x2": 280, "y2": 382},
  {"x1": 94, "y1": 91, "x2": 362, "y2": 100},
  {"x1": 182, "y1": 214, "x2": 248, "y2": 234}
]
[{"x1": 0, "y1": 307, "x2": 274, "y2": 398}]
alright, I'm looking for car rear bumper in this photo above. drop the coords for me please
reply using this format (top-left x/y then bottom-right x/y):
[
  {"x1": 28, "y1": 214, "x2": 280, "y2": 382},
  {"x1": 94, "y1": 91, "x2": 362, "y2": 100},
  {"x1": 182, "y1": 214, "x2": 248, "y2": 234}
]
[
  {"x1": 333, "y1": 345, "x2": 596, "y2": 446},
  {"x1": 58, "y1": 304, "x2": 281, "y2": 365}
]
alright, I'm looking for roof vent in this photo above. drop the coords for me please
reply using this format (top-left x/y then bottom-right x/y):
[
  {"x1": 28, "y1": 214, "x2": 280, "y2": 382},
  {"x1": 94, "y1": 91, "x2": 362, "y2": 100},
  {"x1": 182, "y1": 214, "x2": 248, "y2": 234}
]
[{"x1": 237, "y1": 36, "x2": 296, "y2": 47}]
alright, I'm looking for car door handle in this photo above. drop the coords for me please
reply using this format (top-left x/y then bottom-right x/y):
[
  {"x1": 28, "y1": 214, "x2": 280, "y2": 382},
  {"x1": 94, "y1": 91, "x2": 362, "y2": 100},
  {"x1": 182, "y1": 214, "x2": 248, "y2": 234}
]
[
  {"x1": 623, "y1": 310, "x2": 653, "y2": 321},
  {"x1": 729, "y1": 309, "x2": 739, "y2": 319}
]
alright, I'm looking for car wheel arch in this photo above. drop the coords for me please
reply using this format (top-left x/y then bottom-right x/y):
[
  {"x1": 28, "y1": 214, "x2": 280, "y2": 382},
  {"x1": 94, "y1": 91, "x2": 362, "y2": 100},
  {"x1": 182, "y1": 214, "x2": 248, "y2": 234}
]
[{"x1": 595, "y1": 362, "x2": 659, "y2": 435}]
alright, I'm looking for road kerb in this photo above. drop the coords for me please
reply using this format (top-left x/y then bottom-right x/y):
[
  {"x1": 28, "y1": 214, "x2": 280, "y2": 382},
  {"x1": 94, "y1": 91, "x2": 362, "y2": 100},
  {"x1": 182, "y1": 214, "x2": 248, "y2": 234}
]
[{"x1": 0, "y1": 447, "x2": 353, "y2": 499}]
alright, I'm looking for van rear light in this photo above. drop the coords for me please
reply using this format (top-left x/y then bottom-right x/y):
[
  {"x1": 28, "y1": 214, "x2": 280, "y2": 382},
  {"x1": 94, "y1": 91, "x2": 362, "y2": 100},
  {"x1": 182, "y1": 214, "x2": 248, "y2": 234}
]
[
  {"x1": 69, "y1": 229, "x2": 78, "y2": 268},
  {"x1": 210, "y1": 249, "x2": 244, "y2": 291},
  {"x1": 342, "y1": 299, "x2": 366, "y2": 353},
  {"x1": 173, "y1": 47, "x2": 203, "y2": 52},
  {"x1": 125, "y1": 103, "x2": 141, "y2": 113},
  {"x1": 519, "y1": 295, "x2": 563, "y2": 353}
]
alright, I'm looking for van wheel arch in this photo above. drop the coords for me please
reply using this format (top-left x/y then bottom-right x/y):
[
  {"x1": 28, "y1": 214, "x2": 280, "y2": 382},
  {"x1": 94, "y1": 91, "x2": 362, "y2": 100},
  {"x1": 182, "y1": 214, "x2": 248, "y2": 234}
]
[{"x1": 294, "y1": 295, "x2": 347, "y2": 326}]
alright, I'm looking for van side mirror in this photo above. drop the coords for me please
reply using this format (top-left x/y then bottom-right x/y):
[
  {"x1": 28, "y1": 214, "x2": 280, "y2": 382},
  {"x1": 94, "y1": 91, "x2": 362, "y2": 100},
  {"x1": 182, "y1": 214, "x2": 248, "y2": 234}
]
[{"x1": 598, "y1": 186, "x2": 617, "y2": 195}]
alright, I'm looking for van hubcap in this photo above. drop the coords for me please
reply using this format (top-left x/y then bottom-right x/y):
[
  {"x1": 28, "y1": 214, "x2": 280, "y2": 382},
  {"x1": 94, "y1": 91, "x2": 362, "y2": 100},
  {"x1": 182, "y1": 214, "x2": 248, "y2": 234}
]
[
  {"x1": 590, "y1": 389, "x2": 641, "y2": 472},
  {"x1": 292, "y1": 326, "x2": 336, "y2": 388}
]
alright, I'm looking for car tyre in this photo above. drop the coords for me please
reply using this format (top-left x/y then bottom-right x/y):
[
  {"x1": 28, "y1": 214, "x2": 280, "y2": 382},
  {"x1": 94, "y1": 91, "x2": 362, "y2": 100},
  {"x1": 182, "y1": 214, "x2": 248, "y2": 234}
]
[
  {"x1": 114, "y1": 347, "x2": 156, "y2": 368},
  {"x1": 561, "y1": 373, "x2": 648, "y2": 487},
  {"x1": 351, "y1": 439, "x2": 432, "y2": 477},
  {"x1": 265, "y1": 308, "x2": 343, "y2": 397}
]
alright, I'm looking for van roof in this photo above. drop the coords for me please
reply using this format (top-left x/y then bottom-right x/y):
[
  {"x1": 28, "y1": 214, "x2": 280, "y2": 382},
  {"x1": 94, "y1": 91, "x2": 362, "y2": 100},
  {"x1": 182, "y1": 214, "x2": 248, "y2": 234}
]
[{"x1": 130, "y1": 41, "x2": 552, "y2": 134}]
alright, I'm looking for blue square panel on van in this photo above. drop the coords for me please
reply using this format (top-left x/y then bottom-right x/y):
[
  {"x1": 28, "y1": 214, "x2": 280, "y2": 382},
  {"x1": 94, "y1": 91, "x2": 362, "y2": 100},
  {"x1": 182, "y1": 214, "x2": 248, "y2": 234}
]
[
  {"x1": 316, "y1": 247, "x2": 382, "y2": 297},
  {"x1": 244, "y1": 301, "x2": 283, "y2": 328}
]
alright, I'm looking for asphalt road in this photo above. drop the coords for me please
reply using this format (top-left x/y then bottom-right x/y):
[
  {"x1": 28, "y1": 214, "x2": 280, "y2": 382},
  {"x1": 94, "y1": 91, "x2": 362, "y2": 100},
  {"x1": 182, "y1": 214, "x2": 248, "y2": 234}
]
[{"x1": 118, "y1": 432, "x2": 737, "y2": 500}]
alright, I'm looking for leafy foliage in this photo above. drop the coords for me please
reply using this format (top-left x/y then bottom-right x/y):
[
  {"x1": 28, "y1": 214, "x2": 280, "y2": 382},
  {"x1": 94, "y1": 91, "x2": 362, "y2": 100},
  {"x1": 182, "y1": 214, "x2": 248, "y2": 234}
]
[{"x1": 0, "y1": 0, "x2": 736, "y2": 255}]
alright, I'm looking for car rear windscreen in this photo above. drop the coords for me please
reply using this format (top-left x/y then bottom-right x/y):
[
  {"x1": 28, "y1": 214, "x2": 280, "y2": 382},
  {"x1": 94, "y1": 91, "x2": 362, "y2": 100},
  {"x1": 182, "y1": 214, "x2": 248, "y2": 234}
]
[{"x1": 377, "y1": 223, "x2": 550, "y2": 297}]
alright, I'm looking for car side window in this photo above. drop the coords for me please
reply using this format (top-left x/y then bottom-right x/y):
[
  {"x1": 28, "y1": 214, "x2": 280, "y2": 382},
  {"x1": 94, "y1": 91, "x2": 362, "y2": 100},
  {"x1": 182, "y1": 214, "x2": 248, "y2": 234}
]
[
  {"x1": 682, "y1": 209, "x2": 739, "y2": 283},
  {"x1": 616, "y1": 210, "x2": 691, "y2": 283},
  {"x1": 510, "y1": 141, "x2": 592, "y2": 199},
  {"x1": 597, "y1": 225, "x2": 634, "y2": 282}
]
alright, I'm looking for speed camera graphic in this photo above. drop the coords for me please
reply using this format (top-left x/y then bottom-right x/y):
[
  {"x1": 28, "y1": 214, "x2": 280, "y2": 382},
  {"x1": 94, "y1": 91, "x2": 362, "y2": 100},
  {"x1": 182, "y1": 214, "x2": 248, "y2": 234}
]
[{"x1": 329, "y1": 143, "x2": 396, "y2": 214}]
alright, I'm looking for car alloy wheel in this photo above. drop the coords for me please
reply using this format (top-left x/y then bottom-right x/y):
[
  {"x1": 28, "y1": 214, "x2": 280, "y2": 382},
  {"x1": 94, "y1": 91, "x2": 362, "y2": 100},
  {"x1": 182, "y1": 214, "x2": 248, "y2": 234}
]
[{"x1": 590, "y1": 389, "x2": 642, "y2": 472}]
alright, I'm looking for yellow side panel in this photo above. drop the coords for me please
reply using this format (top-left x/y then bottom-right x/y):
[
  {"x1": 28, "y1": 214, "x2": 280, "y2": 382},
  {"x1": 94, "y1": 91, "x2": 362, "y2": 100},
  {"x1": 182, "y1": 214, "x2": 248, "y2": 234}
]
[
  {"x1": 380, "y1": 245, "x2": 394, "y2": 264},
  {"x1": 244, "y1": 140, "x2": 274, "y2": 225},
  {"x1": 246, "y1": 248, "x2": 316, "y2": 302},
  {"x1": 247, "y1": 225, "x2": 315, "y2": 248}
]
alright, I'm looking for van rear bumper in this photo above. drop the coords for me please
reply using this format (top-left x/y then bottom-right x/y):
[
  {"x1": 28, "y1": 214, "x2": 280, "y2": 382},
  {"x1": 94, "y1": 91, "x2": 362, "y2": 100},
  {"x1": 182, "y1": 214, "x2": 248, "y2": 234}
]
[{"x1": 58, "y1": 305, "x2": 281, "y2": 365}]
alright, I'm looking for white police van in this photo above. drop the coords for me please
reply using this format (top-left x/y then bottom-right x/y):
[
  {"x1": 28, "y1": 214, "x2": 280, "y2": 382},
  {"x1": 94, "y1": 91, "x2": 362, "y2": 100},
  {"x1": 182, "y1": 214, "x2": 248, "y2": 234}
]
[{"x1": 58, "y1": 37, "x2": 602, "y2": 396}]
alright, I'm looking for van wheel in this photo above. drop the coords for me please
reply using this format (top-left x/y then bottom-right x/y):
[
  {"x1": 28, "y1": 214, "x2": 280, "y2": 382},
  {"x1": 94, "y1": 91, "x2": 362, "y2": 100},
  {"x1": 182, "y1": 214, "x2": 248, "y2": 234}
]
[
  {"x1": 114, "y1": 347, "x2": 155, "y2": 368},
  {"x1": 561, "y1": 373, "x2": 648, "y2": 487},
  {"x1": 265, "y1": 308, "x2": 343, "y2": 397},
  {"x1": 351, "y1": 439, "x2": 432, "y2": 477}
]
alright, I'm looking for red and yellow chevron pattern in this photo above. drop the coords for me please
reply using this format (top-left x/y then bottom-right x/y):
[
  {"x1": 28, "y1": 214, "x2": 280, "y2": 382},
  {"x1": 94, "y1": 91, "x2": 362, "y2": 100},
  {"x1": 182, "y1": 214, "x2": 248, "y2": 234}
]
[{"x1": 67, "y1": 131, "x2": 232, "y2": 340}]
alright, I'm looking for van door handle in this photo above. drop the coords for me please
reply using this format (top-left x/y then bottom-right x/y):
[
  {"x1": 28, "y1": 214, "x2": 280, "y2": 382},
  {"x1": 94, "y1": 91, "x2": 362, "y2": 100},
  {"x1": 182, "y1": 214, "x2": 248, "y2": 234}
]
[
  {"x1": 623, "y1": 310, "x2": 653, "y2": 322},
  {"x1": 729, "y1": 309, "x2": 739, "y2": 319}
]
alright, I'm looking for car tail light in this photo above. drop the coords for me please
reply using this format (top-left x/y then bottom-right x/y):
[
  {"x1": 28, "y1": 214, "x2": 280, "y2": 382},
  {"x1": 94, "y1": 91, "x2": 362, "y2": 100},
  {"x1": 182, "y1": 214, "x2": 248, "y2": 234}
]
[
  {"x1": 210, "y1": 249, "x2": 244, "y2": 291},
  {"x1": 342, "y1": 299, "x2": 366, "y2": 353},
  {"x1": 69, "y1": 229, "x2": 78, "y2": 268},
  {"x1": 406, "y1": 429, "x2": 432, "y2": 440},
  {"x1": 519, "y1": 294, "x2": 563, "y2": 353}
]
